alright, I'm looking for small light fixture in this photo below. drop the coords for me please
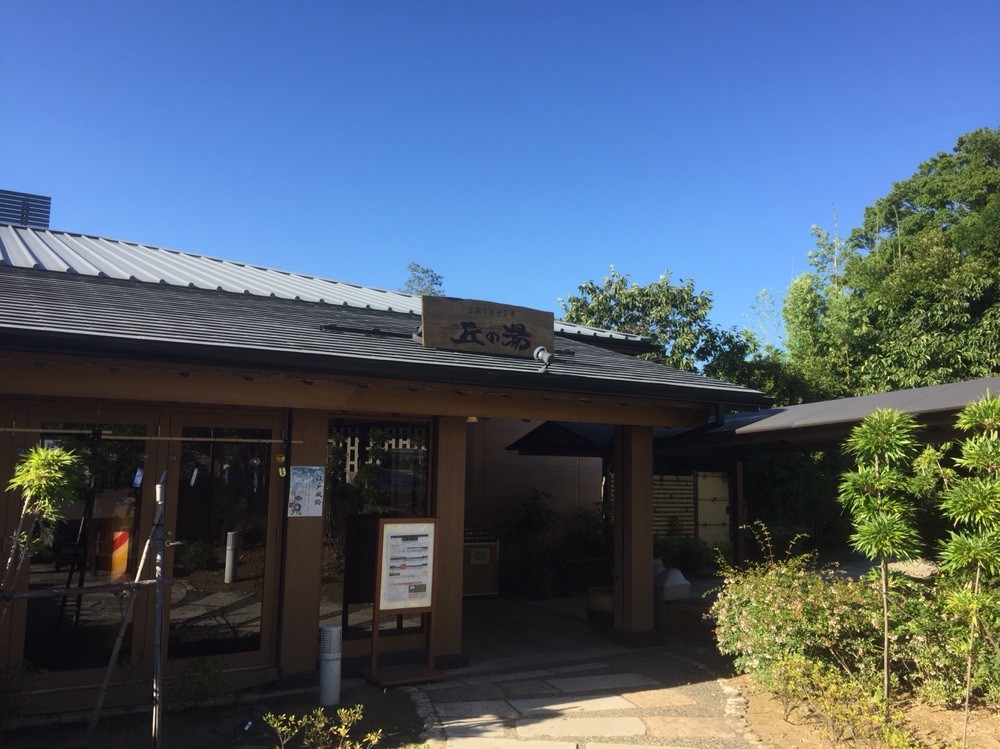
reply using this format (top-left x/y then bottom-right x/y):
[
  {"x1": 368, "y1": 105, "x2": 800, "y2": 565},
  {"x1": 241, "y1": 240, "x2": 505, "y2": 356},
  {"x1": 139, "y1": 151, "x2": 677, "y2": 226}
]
[{"x1": 533, "y1": 346, "x2": 554, "y2": 371}]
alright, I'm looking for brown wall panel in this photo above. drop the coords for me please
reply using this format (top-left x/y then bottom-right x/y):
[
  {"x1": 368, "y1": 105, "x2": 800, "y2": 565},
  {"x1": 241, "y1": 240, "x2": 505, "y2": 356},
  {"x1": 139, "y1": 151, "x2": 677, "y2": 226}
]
[{"x1": 464, "y1": 419, "x2": 602, "y2": 534}]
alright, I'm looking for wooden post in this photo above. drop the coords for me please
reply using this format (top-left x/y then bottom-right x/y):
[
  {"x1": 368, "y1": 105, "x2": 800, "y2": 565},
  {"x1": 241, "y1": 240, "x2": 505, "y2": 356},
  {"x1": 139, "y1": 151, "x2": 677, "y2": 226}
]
[
  {"x1": 731, "y1": 457, "x2": 747, "y2": 563},
  {"x1": 151, "y1": 483, "x2": 165, "y2": 749},
  {"x1": 431, "y1": 417, "x2": 466, "y2": 662},
  {"x1": 277, "y1": 410, "x2": 326, "y2": 675},
  {"x1": 613, "y1": 425, "x2": 654, "y2": 633}
]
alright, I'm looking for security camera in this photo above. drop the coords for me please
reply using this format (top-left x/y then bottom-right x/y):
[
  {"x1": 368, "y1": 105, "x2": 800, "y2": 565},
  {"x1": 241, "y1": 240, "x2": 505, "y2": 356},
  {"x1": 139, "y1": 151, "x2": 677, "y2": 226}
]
[{"x1": 533, "y1": 346, "x2": 553, "y2": 367}]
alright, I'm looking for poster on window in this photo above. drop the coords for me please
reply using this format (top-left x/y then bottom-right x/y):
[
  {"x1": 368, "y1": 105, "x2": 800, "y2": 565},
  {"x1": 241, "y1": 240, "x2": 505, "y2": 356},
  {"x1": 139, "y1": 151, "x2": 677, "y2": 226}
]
[
  {"x1": 287, "y1": 466, "x2": 324, "y2": 517},
  {"x1": 378, "y1": 520, "x2": 435, "y2": 611}
]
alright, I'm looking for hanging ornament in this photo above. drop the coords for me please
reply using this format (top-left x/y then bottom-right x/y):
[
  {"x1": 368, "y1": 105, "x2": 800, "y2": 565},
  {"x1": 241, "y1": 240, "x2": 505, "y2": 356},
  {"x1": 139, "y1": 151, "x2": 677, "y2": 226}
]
[{"x1": 250, "y1": 455, "x2": 262, "y2": 492}]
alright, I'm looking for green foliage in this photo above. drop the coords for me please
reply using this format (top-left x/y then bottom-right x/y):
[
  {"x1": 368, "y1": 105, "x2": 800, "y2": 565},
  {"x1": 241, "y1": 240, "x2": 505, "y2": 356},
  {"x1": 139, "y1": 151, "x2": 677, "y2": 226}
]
[
  {"x1": 783, "y1": 127, "x2": 1000, "y2": 396},
  {"x1": 6, "y1": 445, "x2": 85, "y2": 527},
  {"x1": 653, "y1": 534, "x2": 717, "y2": 577},
  {"x1": 782, "y1": 225, "x2": 859, "y2": 399},
  {"x1": 897, "y1": 574, "x2": 1000, "y2": 706},
  {"x1": 499, "y1": 488, "x2": 563, "y2": 599},
  {"x1": 711, "y1": 535, "x2": 879, "y2": 681},
  {"x1": 560, "y1": 265, "x2": 742, "y2": 373},
  {"x1": 263, "y1": 704, "x2": 382, "y2": 749},
  {"x1": 176, "y1": 539, "x2": 216, "y2": 572},
  {"x1": 2, "y1": 446, "x2": 86, "y2": 626},
  {"x1": 839, "y1": 409, "x2": 923, "y2": 718},
  {"x1": 934, "y1": 393, "x2": 1000, "y2": 744},
  {"x1": 401, "y1": 262, "x2": 444, "y2": 297},
  {"x1": 742, "y1": 452, "x2": 852, "y2": 551}
]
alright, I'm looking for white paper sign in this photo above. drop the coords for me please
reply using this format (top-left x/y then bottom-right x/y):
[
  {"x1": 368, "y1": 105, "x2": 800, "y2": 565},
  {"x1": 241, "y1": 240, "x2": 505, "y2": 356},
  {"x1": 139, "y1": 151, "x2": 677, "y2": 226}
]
[
  {"x1": 379, "y1": 521, "x2": 435, "y2": 610},
  {"x1": 287, "y1": 465, "x2": 325, "y2": 517}
]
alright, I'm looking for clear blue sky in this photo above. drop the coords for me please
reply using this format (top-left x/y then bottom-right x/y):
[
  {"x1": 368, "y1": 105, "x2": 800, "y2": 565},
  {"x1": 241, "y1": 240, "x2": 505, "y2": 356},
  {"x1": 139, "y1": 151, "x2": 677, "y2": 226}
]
[{"x1": 4, "y1": 1, "x2": 998, "y2": 338}]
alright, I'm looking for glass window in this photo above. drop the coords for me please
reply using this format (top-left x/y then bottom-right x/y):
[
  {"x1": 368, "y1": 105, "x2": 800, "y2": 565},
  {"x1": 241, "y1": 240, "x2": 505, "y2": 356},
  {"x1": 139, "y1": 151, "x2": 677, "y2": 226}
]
[
  {"x1": 324, "y1": 420, "x2": 430, "y2": 639},
  {"x1": 167, "y1": 427, "x2": 271, "y2": 660},
  {"x1": 22, "y1": 423, "x2": 147, "y2": 672}
]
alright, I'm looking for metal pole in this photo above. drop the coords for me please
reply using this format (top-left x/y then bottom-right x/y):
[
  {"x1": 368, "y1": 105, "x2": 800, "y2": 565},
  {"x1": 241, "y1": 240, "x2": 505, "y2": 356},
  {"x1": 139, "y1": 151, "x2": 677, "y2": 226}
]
[
  {"x1": 151, "y1": 484, "x2": 165, "y2": 749},
  {"x1": 224, "y1": 531, "x2": 239, "y2": 584},
  {"x1": 83, "y1": 501, "x2": 162, "y2": 747}
]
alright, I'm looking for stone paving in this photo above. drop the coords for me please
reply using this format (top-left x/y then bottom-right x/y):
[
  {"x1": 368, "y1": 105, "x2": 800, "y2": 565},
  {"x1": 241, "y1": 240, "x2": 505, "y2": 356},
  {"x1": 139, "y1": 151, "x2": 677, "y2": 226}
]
[{"x1": 410, "y1": 595, "x2": 764, "y2": 749}]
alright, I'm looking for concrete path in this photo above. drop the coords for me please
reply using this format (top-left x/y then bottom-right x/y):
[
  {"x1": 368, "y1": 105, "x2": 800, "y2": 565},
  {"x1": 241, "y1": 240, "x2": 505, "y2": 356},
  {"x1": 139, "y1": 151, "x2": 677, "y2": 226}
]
[{"x1": 410, "y1": 595, "x2": 763, "y2": 748}]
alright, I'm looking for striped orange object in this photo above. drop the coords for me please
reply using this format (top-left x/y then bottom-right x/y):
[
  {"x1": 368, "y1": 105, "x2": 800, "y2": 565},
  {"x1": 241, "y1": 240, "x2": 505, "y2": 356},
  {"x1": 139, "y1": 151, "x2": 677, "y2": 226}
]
[{"x1": 111, "y1": 530, "x2": 130, "y2": 581}]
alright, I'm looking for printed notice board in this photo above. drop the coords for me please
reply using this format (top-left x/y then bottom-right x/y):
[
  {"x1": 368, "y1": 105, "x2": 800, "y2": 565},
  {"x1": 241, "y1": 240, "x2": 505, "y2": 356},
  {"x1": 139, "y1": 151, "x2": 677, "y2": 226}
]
[{"x1": 377, "y1": 520, "x2": 435, "y2": 611}]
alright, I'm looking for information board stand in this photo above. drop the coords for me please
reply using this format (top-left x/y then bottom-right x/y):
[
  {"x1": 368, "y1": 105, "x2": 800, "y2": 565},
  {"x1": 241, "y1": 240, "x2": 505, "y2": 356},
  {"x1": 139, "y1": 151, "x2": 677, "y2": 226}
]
[{"x1": 361, "y1": 518, "x2": 444, "y2": 687}]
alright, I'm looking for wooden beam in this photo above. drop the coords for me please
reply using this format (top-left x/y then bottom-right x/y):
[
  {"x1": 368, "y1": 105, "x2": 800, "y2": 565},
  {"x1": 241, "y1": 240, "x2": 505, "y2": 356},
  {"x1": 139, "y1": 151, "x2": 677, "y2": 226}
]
[{"x1": 0, "y1": 353, "x2": 710, "y2": 428}]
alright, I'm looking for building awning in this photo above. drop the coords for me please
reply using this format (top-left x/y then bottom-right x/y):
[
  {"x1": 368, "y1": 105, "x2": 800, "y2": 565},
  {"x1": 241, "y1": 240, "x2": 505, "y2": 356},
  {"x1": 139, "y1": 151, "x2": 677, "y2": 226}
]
[{"x1": 655, "y1": 377, "x2": 1000, "y2": 455}]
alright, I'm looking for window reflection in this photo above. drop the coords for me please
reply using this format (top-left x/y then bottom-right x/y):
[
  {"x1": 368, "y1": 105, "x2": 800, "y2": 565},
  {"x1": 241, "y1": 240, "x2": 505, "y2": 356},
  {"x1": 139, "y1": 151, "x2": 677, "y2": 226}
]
[
  {"x1": 168, "y1": 427, "x2": 270, "y2": 660},
  {"x1": 324, "y1": 420, "x2": 430, "y2": 639},
  {"x1": 24, "y1": 423, "x2": 147, "y2": 672}
]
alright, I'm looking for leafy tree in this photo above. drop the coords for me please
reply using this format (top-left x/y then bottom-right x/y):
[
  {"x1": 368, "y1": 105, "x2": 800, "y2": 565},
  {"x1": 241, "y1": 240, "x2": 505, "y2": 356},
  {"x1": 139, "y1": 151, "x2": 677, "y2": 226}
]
[
  {"x1": 785, "y1": 127, "x2": 1000, "y2": 395},
  {"x1": 560, "y1": 266, "x2": 749, "y2": 373},
  {"x1": 936, "y1": 394, "x2": 1000, "y2": 747},
  {"x1": 2, "y1": 445, "x2": 86, "y2": 627},
  {"x1": 839, "y1": 408, "x2": 922, "y2": 718},
  {"x1": 782, "y1": 225, "x2": 858, "y2": 399},
  {"x1": 774, "y1": 129, "x2": 1000, "y2": 567},
  {"x1": 402, "y1": 262, "x2": 444, "y2": 296}
]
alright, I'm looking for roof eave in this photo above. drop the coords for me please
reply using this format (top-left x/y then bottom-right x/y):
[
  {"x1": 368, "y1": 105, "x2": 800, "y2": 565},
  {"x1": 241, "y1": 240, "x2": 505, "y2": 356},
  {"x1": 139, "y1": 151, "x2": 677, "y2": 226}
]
[{"x1": 0, "y1": 329, "x2": 769, "y2": 409}]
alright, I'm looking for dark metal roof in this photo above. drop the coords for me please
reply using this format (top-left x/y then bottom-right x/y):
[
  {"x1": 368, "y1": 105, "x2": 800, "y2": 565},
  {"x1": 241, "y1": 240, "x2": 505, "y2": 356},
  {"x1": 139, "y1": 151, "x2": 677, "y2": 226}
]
[
  {"x1": 655, "y1": 377, "x2": 1000, "y2": 453},
  {"x1": 0, "y1": 223, "x2": 656, "y2": 351},
  {"x1": 0, "y1": 267, "x2": 767, "y2": 408},
  {"x1": 0, "y1": 191, "x2": 51, "y2": 228}
]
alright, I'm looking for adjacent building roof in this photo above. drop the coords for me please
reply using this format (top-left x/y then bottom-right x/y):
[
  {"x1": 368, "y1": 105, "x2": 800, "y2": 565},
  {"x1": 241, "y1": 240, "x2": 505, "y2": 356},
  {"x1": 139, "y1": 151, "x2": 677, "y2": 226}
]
[
  {"x1": 0, "y1": 224, "x2": 767, "y2": 408},
  {"x1": 655, "y1": 377, "x2": 1000, "y2": 453}
]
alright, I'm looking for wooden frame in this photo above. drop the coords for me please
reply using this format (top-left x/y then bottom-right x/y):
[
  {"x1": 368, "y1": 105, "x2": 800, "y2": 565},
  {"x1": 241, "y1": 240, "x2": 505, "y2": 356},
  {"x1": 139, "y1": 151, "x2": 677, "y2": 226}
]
[{"x1": 363, "y1": 517, "x2": 444, "y2": 687}]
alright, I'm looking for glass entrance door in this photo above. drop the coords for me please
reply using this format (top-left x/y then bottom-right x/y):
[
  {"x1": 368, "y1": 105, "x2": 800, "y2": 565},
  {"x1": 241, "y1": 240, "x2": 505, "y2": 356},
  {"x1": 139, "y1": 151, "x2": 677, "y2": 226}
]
[
  {"x1": 165, "y1": 416, "x2": 283, "y2": 668},
  {"x1": 21, "y1": 420, "x2": 151, "y2": 673}
]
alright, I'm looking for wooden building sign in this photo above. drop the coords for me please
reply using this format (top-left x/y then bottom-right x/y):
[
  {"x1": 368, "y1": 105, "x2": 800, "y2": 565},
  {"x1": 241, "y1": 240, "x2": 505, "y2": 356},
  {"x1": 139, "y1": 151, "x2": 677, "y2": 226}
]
[{"x1": 421, "y1": 296, "x2": 555, "y2": 359}]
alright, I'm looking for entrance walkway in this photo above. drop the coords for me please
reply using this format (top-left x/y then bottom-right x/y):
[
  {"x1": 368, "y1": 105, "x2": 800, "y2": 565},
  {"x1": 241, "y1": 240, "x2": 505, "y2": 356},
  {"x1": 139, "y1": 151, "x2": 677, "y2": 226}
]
[{"x1": 412, "y1": 595, "x2": 762, "y2": 748}]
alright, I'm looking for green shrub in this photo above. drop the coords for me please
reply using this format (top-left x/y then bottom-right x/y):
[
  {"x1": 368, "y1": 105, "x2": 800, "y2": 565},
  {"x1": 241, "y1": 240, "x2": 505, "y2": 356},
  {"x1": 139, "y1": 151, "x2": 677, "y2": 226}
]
[
  {"x1": 711, "y1": 548, "x2": 880, "y2": 683},
  {"x1": 897, "y1": 574, "x2": 1000, "y2": 706},
  {"x1": 499, "y1": 489, "x2": 564, "y2": 599},
  {"x1": 176, "y1": 539, "x2": 216, "y2": 572},
  {"x1": 762, "y1": 656, "x2": 919, "y2": 748},
  {"x1": 653, "y1": 534, "x2": 717, "y2": 577},
  {"x1": 263, "y1": 704, "x2": 381, "y2": 749}
]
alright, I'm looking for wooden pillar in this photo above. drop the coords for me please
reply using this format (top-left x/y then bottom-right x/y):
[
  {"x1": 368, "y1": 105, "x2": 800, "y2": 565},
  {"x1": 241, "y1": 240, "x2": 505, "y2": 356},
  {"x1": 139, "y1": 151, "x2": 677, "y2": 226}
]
[
  {"x1": 612, "y1": 425, "x2": 654, "y2": 632},
  {"x1": 277, "y1": 409, "x2": 326, "y2": 675},
  {"x1": 432, "y1": 416, "x2": 467, "y2": 661},
  {"x1": 731, "y1": 456, "x2": 747, "y2": 563}
]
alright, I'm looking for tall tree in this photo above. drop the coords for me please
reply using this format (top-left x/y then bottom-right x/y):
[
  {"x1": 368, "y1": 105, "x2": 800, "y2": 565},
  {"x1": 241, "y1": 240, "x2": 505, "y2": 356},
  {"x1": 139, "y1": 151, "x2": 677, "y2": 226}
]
[
  {"x1": 787, "y1": 127, "x2": 1000, "y2": 395},
  {"x1": 937, "y1": 394, "x2": 1000, "y2": 747},
  {"x1": 839, "y1": 409, "x2": 922, "y2": 718},
  {"x1": 402, "y1": 262, "x2": 444, "y2": 296},
  {"x1": 561, "y1": 266, "x2": 737, "y2": 373},
  {"x1": 782, "y1": 225, "x2": 858, "y2": 399}
]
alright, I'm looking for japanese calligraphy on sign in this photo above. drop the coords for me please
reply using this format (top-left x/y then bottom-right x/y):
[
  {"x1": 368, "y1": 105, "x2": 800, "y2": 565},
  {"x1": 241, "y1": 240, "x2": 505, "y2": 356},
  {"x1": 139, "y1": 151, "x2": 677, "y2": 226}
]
[
  {"x1": 287, "y1": 465, "x2": 324, "y2": 517},
  {"x1": 421, "y1": 296, "x2": 554, "y2": 359}
]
